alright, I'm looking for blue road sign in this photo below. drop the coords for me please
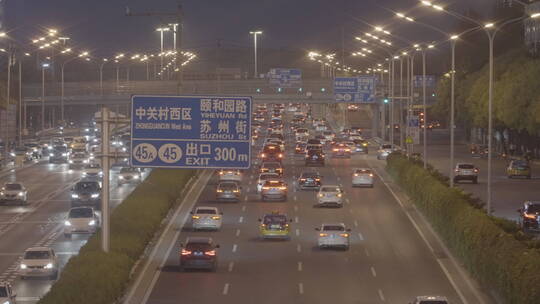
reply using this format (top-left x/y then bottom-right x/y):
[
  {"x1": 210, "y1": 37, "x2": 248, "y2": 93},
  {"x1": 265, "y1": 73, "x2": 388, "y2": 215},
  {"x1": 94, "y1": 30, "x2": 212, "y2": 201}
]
[
  {"x1": 413, "y1": 75, "x2": 436, "y2": 88},
  {"x1": 131, "y1": 95, "x2": 252, "y2": 169},
  {"x1": 334, "y1": 76, "x2": 376, "y2": 103},
  {"x1": 268, "y1": 68, "x2": 302, "y2": 88}
]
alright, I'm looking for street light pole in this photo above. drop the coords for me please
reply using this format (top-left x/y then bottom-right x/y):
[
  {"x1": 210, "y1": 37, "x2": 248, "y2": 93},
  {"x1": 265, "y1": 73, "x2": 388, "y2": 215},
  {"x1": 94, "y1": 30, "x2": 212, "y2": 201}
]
[
  {"x1": 156, "y1": 27, "x2": 170, "y2": 80},
  {"x1": 41, "y1": 63, "x2": 49, "y2": 131},
  {"x1": 18, "y1": 55, "x2": 22, "y2": 146},
  {"x1": 450, "y1": 38, "x2": 457, "y2": 187},
  {"x1": 422, "y1": 49, "x2": 427, "y2": 169},
  {"x1": 399, "y1": 57, "x2": 404, "y2": 149},
  {"x1": 99, "y1": 59, "x2": 108, "y2": 96},
  {"x1": 249, "y1": 31, "x2": 263, "y2": 78},
  {"x1": 390, "y1": 58, "x2": 395, "y2": 147}
]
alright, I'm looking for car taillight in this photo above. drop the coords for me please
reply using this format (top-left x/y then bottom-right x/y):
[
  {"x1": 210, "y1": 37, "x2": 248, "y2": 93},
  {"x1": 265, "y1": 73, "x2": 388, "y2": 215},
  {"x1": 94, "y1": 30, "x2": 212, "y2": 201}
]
[
  {"x1": 315, "y1": 178, "x2": 320, "y2": 181},
  {"x1": 279, "y1": 154, "x2": 283, "y2": 158},
  {"x1": 205, "y1": 250, "x2": 216, "y2": 256},
  {"x1": 354, "y1": 174, "x2": 359, "y2": 177},
  {"x1": 474, "y1": 168, "x2": 479, "y2": 173},
  {"x1": 279, "y1": 186, "x2": 287, "y2": 190},
  {"x1": 333, "y1": 149, "x2": 339, "y2": 152},
  {"x1": 261, "y1": 153, "x2": 266, "y2": 158},
  {"x1": 524, "y1": 213, "x2": 537, "y2": 219},
  {"x1": 319, "y1": 233, "x2": 328, "y2": 237},
  {"x1": 369, "y1": 174, "x2": 374, "y2": 177},
  {"x1": 262, "y1": 186, "x2": 270, "y2": 190},
  {"x1": 340, "y1": 233, "x2": 349, "y2": 237},
  {"x1": 192, "y1": 215, "x2": 200, "y2": 219},
  {"x1": 181, "y1": 249, "x2": 191, "y2": 255},
  {"x1": 219, "y1": 172, "x2": 223, "y2": 175},
  {"x1": 300, "y1": 178, "x2": 306, "y2": 181},
  {"x1": 233, "y1": 190, "x2": 239, "y2": 193},
  {"x1": 345, "y1": 149, "x2": 351, "y2": 152}
]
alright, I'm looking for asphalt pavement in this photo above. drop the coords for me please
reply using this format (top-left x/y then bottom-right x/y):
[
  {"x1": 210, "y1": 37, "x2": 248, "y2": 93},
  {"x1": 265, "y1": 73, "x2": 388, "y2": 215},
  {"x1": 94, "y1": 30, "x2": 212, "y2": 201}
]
[{"x1": 129, "y1": 111, "x2": 490, "y2": 304}]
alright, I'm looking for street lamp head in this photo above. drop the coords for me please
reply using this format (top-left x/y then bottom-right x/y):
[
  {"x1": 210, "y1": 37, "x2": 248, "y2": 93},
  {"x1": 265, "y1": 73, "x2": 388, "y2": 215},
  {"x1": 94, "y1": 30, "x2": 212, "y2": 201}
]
[
  {"x1": 450, "y1": 34, "x2": 459, "y2": 40},
  {"x1": 103, "y1": 58, "x2": 108, "y2": 62},
  {"x1": 421, "y1": 1, "x2": 433, "y2": 6},
  {"x1": 0, "y1": 32, "x2": 6, "y2": 37},
  {"x1": 531, "y1": 13, "x2": 540, "y2": 19},
  {"x1": 427, "y1": 44, "x2": 435, "y2": 49},
  {"x1": 24, "y1": 53, "x2": 31, "y2": 57},
  {"x1": 396, "y1": 12, "x2": 405, "y2": 18},
  {"x1": 250, "y1": 30, "x2": 263, "y2": 35},
  {"x1": 42, "y1": 63, "x2": 50, "y2": 68},
  {"x1": 484, "y1": 23, "x2": 494, "y2": 28},
  {"x1": 406, "y1": 17, "x2": 415, "y2": 22}
]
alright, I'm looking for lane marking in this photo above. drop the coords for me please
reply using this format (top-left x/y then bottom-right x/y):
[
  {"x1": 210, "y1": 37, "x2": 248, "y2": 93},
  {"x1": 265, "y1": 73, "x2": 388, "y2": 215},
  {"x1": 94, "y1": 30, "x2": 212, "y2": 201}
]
[
  {"x1": 297, "y1": 261, "x2": 303, "y2": 272},
  {"x1": 238, "y1": 216, "x2": 244, "y2": 223},
  {"x1": 297, "y1": 244, "x2": 302, "y2": 253},
  {"x1": 346, "y1": 198, "x2": 350, "y2": 204},
  {"x1": 365, "y1": 248, "x2": 370, "y2": 257},
  {"x1": 241, "y1": 205, "x2": 246, "y2": 212},
  {"x1": 244, "y1": 195, "x2": 248, "y2": 202},
  {"x1": 295, "y1": 229, "x2": 300, "y2": 236},
  {"x1": 232, "y1": 244, "x2": 238, "y2": 253},
  {"x1": 370, "y1": 266, "x2": 377, "y2": 277},
  {"x1": 235, "y1": 229, "x2": 241, "y2": 237},
  {"x1": 378, "y1": 289, "x2": 385, "y2": 301},
  {"x1": 294, "y1": 195, "x2": 297, "y2": 201},
  {"x1": 223, "y1": 283, "x2": 230, "y2": 295},
  {"x1": 298, "y1": 283, "x2": 304, "y2": 295},
  {"x1": 294, "y1": 216, "x2": 299, "y2": 223},
  {"x1": 358, "y1": 232, "x2": 364, "y2": 241},
  {"x1": 228, "y1": 262, "x2": 234, "y2": 272},
  {"x1": 354, "y1": 220, "x2": 358, "y2": 227}
]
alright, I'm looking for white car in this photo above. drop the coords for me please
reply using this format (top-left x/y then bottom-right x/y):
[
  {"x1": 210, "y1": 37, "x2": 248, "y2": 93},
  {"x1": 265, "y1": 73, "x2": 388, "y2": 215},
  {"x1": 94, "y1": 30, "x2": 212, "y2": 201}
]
[
  {"x1": 69, "y1": 152, "x2": 89, "y2": 169},
  {"x1": 64, "y1": 207, "x2": 100, "y2": 238},
  {"x1": 352, "y1": 168, "x2": 374, "y2": 187},
  {"x1": 377, "y1": 144, "x2": 393, "y2": 160},
  {"x1": 323, "y1": 131, "x2": 335, "y2": 141},
  {"x1": 218, "y1": 169, "x2": 242, "y2": 182},
  {"x1": 20, "y1": 247, "x2": 58, "y2": 279},
  {"x1": 0, "y1": 182, "x2": 28, "y2": 205},
  {"x1": 315, "y1": 124, "x2": 327, "y2": 132},
  {"x1": 191, "y1": 206, "x2": 223, "y2": 231},
  {"x1": 316, "y1": 223, "x2": 351, "y2": 249},
  {"x1": 411, "y1": 296, "x2": 449, "y2": 304},
  {"x1": 82, "y1": 163, "x2": 103, "y2": 178},
  {"x1": 118, "y1": 167, "x2": 143, "y2": 185},
  {"x1": 0, "y1": 282, "x2": 16, "y2": 303},
  {"x1": 257, "y1": 172, "x2": 280, "y2": 193},
  {"x1": 316, "y1": 185, "x2": 343, "y2": 207}
]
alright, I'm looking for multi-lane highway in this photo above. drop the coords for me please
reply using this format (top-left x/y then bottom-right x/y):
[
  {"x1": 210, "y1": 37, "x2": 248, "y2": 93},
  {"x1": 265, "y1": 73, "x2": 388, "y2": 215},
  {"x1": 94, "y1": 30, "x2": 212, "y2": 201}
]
[
  {"x1": 0, "y1": 146, "x2": 147, "y2": 303},
  {"x1": 126, "y1": 107, "x2": 490, "y2": 304}
]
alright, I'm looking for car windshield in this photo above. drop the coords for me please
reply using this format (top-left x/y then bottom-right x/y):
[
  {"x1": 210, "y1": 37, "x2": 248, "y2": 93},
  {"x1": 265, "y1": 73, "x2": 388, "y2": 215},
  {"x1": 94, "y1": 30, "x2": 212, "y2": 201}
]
[
  {"x1": 86, "y1": 164, "x2": 101, "y2": 169},
  {"x1": 263, "y1": 215, "x2": 287, "y2": 225},
  {"x1": 75, "y1": 182, "x2": 99, "y2": 191},
  {"x1": 260, "y1": 174, "x2": 279, "y2": 180},
  {"x1": 263, "y1": 145, "x2": 281, "y2": 153},
  {"x1": 120, "y1": 168, "x2": 137, "y2": 173},
  {"x1": 513, "y1": 161, "x2": 529, "y2": 168},
  {"x1": 185, "y1": 242, "x2": 212, "y2": 251},
  {"x1": 69, "y1": 208, "x2": 94, "y2": 218},
  {"x1": 24, "y1": 250, "x2": 50, "y2": 259},
  {"x1": 54, "y1": 146, "x2": 68, "y2": 152},
  {"x1": 527, "y1": 204, "x2": 540, "y2": 213},
  {"x1": 382, "y1": 144, "x2": 392, "y2": 149},
  {"x1": 5, "y1": 183, "x2": 22, "y2": 191},
  {"x1": 301, "y1": 172, "x2": 319, "y2": 178},
  {"x1": 418, "y1": 301, "x2": 448, "y2": 304},
  {"x1": 458, "y1": 164, "x2": 475, "y2": 169},
  {"x1": 321, "y1": 186, "x2": 339, "y2": 192},
  {"x1": 196, "y1": 209, "x2": 217, "y2": 214},
  {"x1": 0, "y1": 286, "x2": 7, "y2": 297},
  {"x1": 263, "y1": 163, "x2": 281, "y2": 169},
  {"x1": 322, "y1": 225, "x2": 345, "y2": 231}
]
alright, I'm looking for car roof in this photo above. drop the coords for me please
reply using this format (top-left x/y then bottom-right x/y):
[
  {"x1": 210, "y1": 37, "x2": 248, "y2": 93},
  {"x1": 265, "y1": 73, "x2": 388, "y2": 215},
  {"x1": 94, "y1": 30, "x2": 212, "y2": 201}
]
[
  {"x1": 25, "y1": 246, "x2": 52, "y2": 252},
  {"x1": 354, "y1": 168, "x2": 371, "y2": 172},
  {"x1": 320, "y1": 185, "x2": 340, "y2": 190},
  {"x1": 415, "y1": 295, "x2": 448, "y2": 301},
  {"x1": 525, "y1": 201, "x2": 540, "y2": 206},
  {"x1": 195, "y1": 206, "x2": 218, "y2": 212},
  {"x1": 456, "y1": 163, "x2": 474, "y2": 166},
  {"x1": 185, "y1": 237, "x2": 213, "y2": 244},
  {"x1": 321, "y1": 223, "x2": 345, "y2": 227}
]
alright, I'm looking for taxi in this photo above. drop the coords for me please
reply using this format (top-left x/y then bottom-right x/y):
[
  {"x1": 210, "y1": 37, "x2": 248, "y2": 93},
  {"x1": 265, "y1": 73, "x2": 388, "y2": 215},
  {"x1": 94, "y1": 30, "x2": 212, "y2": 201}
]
[
  {"x1": 258, "y1": 212, "x2": 292, "y2": 240},
  {"x1": 507, "y1": 160, "x2": 531, "y2": 179}
]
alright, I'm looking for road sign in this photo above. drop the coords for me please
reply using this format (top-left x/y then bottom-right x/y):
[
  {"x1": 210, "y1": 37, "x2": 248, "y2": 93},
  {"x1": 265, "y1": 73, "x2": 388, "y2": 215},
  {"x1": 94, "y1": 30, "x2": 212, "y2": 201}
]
[
  {"x1": 268, "y1": 68, "x2": 302, "y2": 88},
  {"x1": 413, "y1": 75, "x2": 436, "y2": 88},
  {"x1": 334, "y1": 76, "x2": 376, "y2": 103},
  {"x1": 131, "y1": 95, "x2": 252, "y2": 169},
  {"x1": 405, "y1": 136, "x2": 414, "y2": 144}
]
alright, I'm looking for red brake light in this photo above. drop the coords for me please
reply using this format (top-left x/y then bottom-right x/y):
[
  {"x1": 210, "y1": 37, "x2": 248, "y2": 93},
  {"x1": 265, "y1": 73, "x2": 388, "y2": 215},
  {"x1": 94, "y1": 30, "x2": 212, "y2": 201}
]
[
  {"x1": 181, "y1": 249, "x2": 191, "y2": 256},
  {"x1": 205, "y1": 250, "x2": 216, "y2": 256}
]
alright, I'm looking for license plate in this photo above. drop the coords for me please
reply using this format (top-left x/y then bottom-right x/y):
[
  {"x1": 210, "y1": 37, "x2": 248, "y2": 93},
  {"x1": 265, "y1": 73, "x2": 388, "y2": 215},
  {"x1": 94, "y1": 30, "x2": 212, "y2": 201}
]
[{"x1": 193, "y1": 252, "x2": 203, "y2": 256}]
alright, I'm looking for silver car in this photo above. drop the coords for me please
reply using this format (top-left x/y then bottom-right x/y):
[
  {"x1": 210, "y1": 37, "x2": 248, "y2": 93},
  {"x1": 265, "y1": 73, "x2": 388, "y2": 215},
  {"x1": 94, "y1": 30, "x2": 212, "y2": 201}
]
[
  {"x1": 260, "y1": 180, "x2": 288, "y2": 201},
  {"x1": 377, "y1": 144, "x2": 393, "y2": 160},
  {"x1": 191, "y1": 206, "x2": 223, "y2": 231},
  {"x1": 352, "y1": 168, "x2": 374, "y2": 187},
  {"x1": 0, "y1": 182, "x2": 28, "y2": 205},
  {"x1": 257, "y1": 173, "x2": 280, "y2": 193},
  {"x1": 118, "y1": 167, "x2": 143, "y2": 185},
  {"x1": 218, "y1": 169, "x2": 242, "y2": 182},
  {"x1": 454, "y1": 163, "x2": 478, "y2": 184},
  {"x1": 316, "y1": 223, "x2": 351, "y2": 250},
  {"x1": 216, "y1": 181, "x2": 241, "y2": 202},
  {"x1": 316, "y1": 185, "x2": 343, "y2": 207},
  {"x1": 0, "y1": 282, "x2": 16, "y2": 304},
  {"x1": 69, "y1": 152, "x2": 89, "y2": 169}
]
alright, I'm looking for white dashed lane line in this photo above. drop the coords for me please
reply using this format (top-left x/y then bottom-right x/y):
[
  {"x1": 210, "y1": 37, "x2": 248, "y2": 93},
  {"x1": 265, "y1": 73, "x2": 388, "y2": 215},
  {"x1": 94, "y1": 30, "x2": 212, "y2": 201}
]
[
  {"x1": 297, "y1": 244, "x2": 302, "y2": 253},
  {"x1": 354, "y1": 220, "x2": 358, "y2": 227},
  {"x1": 298, "y1": 283, "x2": 304, "y2": 295},
  {"x1": 238, "y1": 216, "x2": 244, "y2": 223},
  {"x1": 235, "y1": 229, "x2": 241, "y2": 237},
  {"x1": 295, "y1": 229, "x2": 300, "y2": 236},
  {"x1": 370, "y1": 266, "x2": 377, "y2": 277},
  {"x1": 297, "y1": 262, "x2": 303, "y2": 272},
  {"x1": 232, "y1": 244, "x2": 238, "y2": 253},
  {"x1": 294, "y1": 216, "x2": 299, "y2": 223},
  {"x1": 228, "y1": 262, "x2": 234, "y2": 272},
  {"x1": 358, "y1": 232, "x2": 364, "y2": 241},
  {"x1": 223, "y1": 283, "x2": 230, "y2": 295},
  {"x1": 378, "y1": 289, "x2": 386, "y2": 301}
]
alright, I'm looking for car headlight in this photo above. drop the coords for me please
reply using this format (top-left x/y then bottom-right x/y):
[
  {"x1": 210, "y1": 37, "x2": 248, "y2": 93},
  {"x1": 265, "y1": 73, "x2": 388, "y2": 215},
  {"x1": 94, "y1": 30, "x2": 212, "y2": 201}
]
[
  {"x1": 83, "y1": 159, "x2": 89, "y2": 163},
  {"x1": 49, "y1": 153, "x2": 54, "y2": 157},
  {"x1": 62, "y1": 153, "x2": 67, "y2": 156},
  {"x1": 85, "y1": 128, "x2": 90, "y2": 132},
  {"x1": 44, "y1": 263, "x2": 53, "y2": 269},
  {"x1": 91, "y1": 193, "x2": 99, "y2": 198},
  {"x1": 69, "y1": 160, "x2": 73, "y2": 164},
  {"x1": 88, "y1": 220, "x2": 96, "y2": 226},
  {"x1": 10, "y1": 152, "x2": 15, "y2": 157},
  {"x1": 65, "y1": 220, "x2": 72, "y2": 226},
  {"x1": 48, "y1": 146, "x2": 53, "y2": 150},
  {"x1": 118, "y1": 175, "x2": 124, "y2": 179},
  {"x1": 82, "y1": 172, "x2": 87, "y2": 176},
  {"x1": 133, "y1": 175, "x2": 140, "y2": 179},
  {"x1": 0, "y1": 192, "x2": 4, "y2": 196},
  {"x1": 18, "y1": 192, "x2": 24, "y2": 196},
  {"x1": 71, "y1": 194, "x2": 79, "y2": 199},
  {"x1": 99, "y1": 171, "x2": 103, "y2": 176},
  {"x1": 20, "y1": 263, "x2": 27, "y2": 269}
]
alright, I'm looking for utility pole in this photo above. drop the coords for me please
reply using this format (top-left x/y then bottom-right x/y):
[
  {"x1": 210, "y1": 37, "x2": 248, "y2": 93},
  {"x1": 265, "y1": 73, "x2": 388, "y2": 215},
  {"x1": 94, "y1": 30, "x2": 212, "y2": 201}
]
[{"x1": 101, "y1": 107, "x2": 110, "y2": 253}]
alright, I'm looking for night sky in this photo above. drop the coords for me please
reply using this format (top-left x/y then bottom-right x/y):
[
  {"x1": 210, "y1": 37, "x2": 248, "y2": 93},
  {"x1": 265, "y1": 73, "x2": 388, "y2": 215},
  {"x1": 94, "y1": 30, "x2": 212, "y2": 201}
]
[{"x1": 9, "y1": 0, "x2": 494, "y2": 55}]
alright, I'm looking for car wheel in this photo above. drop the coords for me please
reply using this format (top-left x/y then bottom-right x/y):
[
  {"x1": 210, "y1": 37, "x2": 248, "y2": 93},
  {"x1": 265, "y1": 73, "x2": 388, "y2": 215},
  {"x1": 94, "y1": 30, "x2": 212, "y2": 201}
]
[{"x1": 50, "y1": 271, "x2": 59, "y2": 280}]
